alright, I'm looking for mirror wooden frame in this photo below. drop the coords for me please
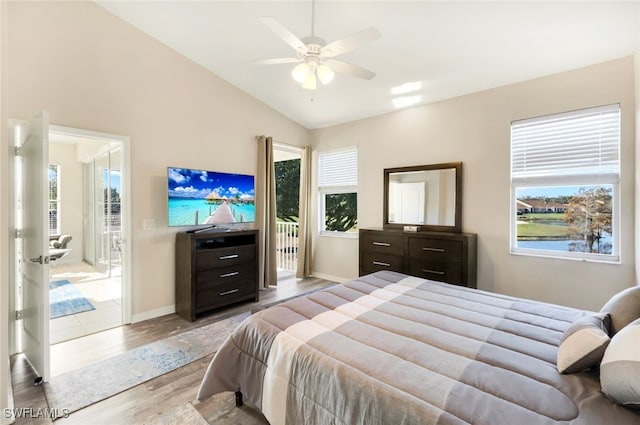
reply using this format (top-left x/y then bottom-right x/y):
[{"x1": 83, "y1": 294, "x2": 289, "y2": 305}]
[{"x1": 383, "y1": 162, "x2": 462, "y2": 233}]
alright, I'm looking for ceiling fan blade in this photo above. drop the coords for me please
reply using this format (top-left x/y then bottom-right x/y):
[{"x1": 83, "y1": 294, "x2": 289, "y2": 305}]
[
  {"x1": 259, "y1": 17, "x2": 308, "y2": 54},
  {"x1": 256, "y1": 58, "x2": 302, "y2": 65},
  {"x1": 321, "y1": 27, "x2": 380, "y2": 58},
  {"x1": 326, "y1": 60, "x2": 376, "y2": 80}
]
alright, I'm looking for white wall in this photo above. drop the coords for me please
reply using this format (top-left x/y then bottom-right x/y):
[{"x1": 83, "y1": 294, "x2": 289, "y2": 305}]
[
  {"x1": 6, "y1": 1, "x2": 309, "y2": 318},
  {"x1": 49, "y1": 143, "x2": 83, "y2": 264},
  {"x1": 311, "y1": 57, "x2": 636, "y2": 311}
]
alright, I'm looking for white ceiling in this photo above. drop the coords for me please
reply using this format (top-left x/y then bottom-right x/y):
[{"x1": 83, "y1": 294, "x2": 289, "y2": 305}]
[{"x1": 96, "y1": 1, "x2": 639, "y2": 129}]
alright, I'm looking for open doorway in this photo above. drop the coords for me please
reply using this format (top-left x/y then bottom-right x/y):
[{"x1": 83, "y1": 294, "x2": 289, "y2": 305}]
[
  {"x1": 10, "y1": 116, "x2": 130, "y2": 381},
  {"x1": 47, "y1": 129, "x2": 128, "y2": 345},
  {"x1": 273, "y1": 144, "x2": 302, "y2": 281}
]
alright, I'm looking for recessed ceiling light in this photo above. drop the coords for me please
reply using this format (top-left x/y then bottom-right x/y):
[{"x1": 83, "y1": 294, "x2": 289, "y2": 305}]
[
  {"x1": 391, "y1": 81, "x2": 423, "y2": 95},
  {"x1": 392, "y1": 95, "x2": 422, "y2": 109}
]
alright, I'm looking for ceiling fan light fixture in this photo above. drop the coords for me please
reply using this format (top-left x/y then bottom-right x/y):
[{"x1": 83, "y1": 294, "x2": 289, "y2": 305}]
[
  {"x1": 317, "y1": 63, "x2": 335, "y2": 85},
  {"x1": 291, "y1": 62, "x2": 310, "y2": 83},
  {"x1": 260, "y1": 0, "x2": 379, "y2": 91},
  {"x1": 302, "y1": 71, "x2": 318, "y2": 90}
]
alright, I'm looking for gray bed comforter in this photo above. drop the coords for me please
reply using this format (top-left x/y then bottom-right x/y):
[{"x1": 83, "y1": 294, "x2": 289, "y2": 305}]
[{"x1": 197, "y1": 271, "x2": 639, "y2": 425}]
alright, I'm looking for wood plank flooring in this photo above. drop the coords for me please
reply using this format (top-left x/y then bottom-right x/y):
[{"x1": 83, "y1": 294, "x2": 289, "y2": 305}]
[{"x1": 10, "y1": 274, "x2": 336, "y2": 425}]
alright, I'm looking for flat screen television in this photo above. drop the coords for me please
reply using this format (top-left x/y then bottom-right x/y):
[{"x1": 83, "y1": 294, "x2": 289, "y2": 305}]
[{"x1": 167, "y1": 167, "x2": 255, "y2": 227}]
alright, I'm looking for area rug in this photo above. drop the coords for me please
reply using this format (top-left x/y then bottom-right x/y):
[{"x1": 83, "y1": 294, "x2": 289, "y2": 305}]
[
  {"x1": 49, "y1": 280, "x2": 96, "y2": 319},
  {"x1": 43, "y1": 311, "x2": 250, "y2": 419}
]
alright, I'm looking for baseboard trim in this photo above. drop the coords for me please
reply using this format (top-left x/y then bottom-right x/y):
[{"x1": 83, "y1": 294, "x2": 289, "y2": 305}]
[
  {"x1": 1, "y1": 392, "x2": 14, "y2": 425},
  {"x1": 131, "y1": 305, "x2": 175, "y2": 324},
  {"x1": 310, "y1": 272, "x2": 350, "y2": 284},
  {"x1": 1, "y1": 415, "x2": 15, "y2": 425},
  {"x1": 2, "y1": 355, "x2": 14, "y2": 425}
]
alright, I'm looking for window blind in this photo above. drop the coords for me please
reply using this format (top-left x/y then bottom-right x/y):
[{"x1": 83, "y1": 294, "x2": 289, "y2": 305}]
[
  {"x1": 318, "y1": 148, "x2": 358, "y2": 187},
  {"x1": 511, "y1": 104, "x2": 620, "y2": 185}
]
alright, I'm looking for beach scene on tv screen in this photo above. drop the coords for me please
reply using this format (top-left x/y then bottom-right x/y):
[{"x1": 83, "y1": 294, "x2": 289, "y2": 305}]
[{"x1": 168, "y1": 167, "x2": 255, "y2": 226}]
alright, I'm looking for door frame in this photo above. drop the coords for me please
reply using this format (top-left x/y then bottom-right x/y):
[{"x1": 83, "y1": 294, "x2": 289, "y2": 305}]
[
  {"x1": 272, "y1": 142, "x2": 303, "y2": 276},
  {"x1": 8, "y1": 119, "x2": 18, "y2": 357},
  {"x1": 48, "y1": 124, "x2": 132, "y2": 325},
  {"x1": 9, "y1": 123, "x2": 132, "y2": 356}
]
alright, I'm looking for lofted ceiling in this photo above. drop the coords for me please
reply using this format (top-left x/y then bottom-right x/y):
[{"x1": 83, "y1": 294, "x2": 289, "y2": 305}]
[{"x1": 96, "y1": 1, "x2": 639, "y2": 129}]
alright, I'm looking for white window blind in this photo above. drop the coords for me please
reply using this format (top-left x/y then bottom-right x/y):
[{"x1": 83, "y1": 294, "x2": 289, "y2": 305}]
[
  {"x1": 318, "y1": 148, "x2": 358, "y2": 187},
  {"x1": 511, "y1": 104, "x2": 620, "y2": 185}
]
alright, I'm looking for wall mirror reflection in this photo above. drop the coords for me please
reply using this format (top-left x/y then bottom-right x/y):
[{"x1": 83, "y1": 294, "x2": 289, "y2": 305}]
[{"x1": 383, "y1": 162, "x2": 462, "y2": 232}]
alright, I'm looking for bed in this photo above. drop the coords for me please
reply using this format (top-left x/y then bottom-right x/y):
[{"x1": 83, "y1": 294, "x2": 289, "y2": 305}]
[{"x1": 197, "y1": 271, "x2": 640, "y2": 424}]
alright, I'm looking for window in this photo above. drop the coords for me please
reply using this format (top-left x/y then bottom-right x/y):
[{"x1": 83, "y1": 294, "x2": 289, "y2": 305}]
[
  {"x1": 48, "y1": 164, "x2": 60, "y2": 235},
  {"x1": 510, "y1": 104, "x2": 620, "y2": 261},
  {"x1": 318, "y1": 147, "x2": 358, "y2": 235}
]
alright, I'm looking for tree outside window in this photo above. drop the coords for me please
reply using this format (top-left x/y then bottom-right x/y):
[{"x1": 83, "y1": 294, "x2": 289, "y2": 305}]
[
  {"x1": 565, "y1": 187, "x2": 612, "y2": 254},
  {"x1": 274, "y1": 158, "x2": 300, "y2": 221},
  {"x1": 324, "y1": 192, "x2": 357, "y2": 232}
]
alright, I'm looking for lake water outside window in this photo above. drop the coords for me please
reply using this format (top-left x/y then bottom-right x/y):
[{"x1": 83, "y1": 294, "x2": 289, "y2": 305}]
[{"x1": 516, "y1": 185, "x2": 613, "y2": 255}]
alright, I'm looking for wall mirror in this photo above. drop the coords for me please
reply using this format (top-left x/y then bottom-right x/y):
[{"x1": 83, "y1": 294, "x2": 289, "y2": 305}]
[{"x1": 383, "y1": 162, "x2": 462, "y2": 233}]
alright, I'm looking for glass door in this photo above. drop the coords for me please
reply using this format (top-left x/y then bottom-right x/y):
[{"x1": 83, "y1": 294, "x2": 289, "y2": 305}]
[{"x1": 83, "y1": 149, "x2": 121, "y2": 277}]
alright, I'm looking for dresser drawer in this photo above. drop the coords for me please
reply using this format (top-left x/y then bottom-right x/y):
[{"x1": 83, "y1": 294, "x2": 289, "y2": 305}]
[
  {"x1": 408, "y1": 237, "x2": 462, "y2": 262},
  {"x1": 196, "y1": 245, "x2": 256, "y2": 271},
  {"x1": 196, "y1": 262, "x2": 255, "y2": 288},
  {"x1": 408, "y1": 259, "x2": 462, "y2": 285},
  {"x1": 195, "y1": 277, "x2": 255, "y2": 309},
  {"x1": 359, "y1": 228, "x2": 476, "y2": 288},
  {"x1": 361, "y1": 252, "x2": 404, "y2": 274},
  {"x1": 360, "y1": 233, "x2": 405, "y2": 256}
]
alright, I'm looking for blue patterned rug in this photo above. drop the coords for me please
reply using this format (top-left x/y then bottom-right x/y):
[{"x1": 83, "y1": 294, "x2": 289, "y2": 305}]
[
  {"x1": 49, "y1": 280, "x2": 96, "y2": 319},
  {"x1": 43, "y1": 312, "x2": 250, "y2": 418}
]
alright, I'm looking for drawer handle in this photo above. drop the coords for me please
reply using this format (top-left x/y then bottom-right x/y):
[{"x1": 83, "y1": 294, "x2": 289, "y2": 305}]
[
  {"x1": 422, "y1": 247, "x2": 445, "y2": 253},
  {"x1": 220, "y1": 289, "x2": 239, "y2": 296},
  {"x1": 220, "y1": 254, "x2": 239, "y2": 260},
  {"x1": 373, "y1": 261, "x2": 391, "y2": 267},
  {"x1": 372, "y1": 242, "x2": 391, "y2": 247},
  {"x1": 422, "y1": 269, "x2": 445, "y2": 275},
  {"x1": 220, "y1": 271, "x2": 240, "y2": 278}
]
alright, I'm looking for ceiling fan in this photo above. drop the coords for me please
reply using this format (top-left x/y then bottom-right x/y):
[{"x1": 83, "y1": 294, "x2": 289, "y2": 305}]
[{"x1": 257, "y1": 0, "x2": 380, "y2": 90}]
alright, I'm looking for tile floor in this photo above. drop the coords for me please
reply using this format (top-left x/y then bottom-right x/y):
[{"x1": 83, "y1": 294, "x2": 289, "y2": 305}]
[{"x1": 49, "y1": 261, "x2": 123, "y2": 344}]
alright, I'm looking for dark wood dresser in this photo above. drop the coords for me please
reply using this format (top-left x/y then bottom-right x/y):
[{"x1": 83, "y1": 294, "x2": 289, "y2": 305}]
[
  {"x1": 175, "y1": 228, "x2": 259, "y2": 321},
  {"x1": 359, "y1": 228, "x2": 477, "y2": 288}
]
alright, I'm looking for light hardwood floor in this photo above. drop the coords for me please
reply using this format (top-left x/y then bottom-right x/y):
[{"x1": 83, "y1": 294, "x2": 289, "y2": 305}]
[{"x1": 11, "y1": 273, "x2": 336, "y2": 425}]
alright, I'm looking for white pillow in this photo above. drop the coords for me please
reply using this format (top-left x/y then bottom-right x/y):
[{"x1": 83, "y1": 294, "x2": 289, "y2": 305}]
[
  {"x1": 557, "y1": 313, "x2": 611, "y2": 374},
  {"x1": 600, "y1": 286, "x2": 640, "y2": 335},
  {"x1": 600, "y1": 318, "x2": 640, "y2": 409}
]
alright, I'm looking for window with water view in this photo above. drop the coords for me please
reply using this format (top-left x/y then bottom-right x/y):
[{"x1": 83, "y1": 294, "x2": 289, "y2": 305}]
[
  {"x1": 510, "y1": 104, "x2": 620, "y2": 261},
  {"x1": 515, "y1": 185, "x2": 613, "y2": 255}
]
